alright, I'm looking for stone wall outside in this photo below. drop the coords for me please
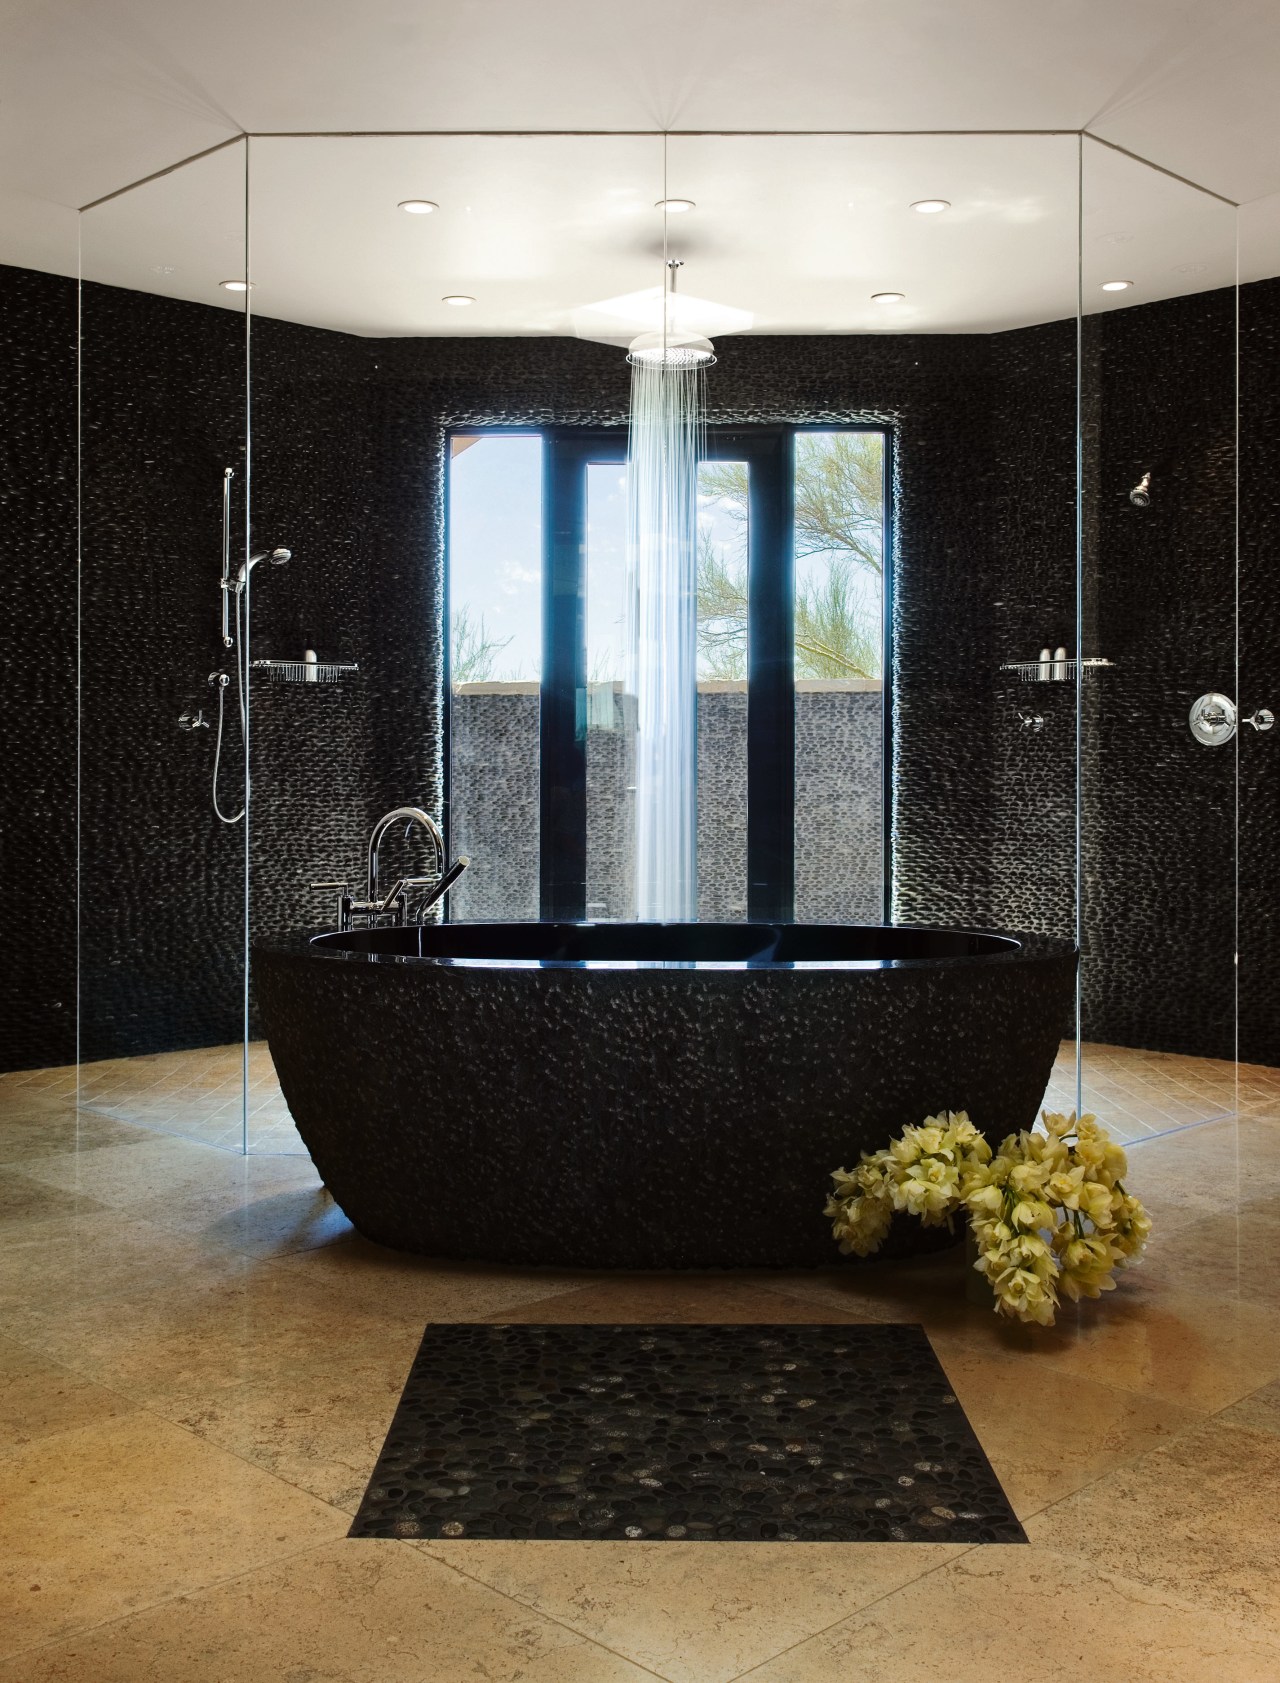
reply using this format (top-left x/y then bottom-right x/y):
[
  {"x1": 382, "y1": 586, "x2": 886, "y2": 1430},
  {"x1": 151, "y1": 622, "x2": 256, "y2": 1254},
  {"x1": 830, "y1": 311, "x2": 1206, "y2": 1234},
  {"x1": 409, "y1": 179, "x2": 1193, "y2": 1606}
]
[{"x1": 449, "y1": 681, "x2": 883, "y2": 923}]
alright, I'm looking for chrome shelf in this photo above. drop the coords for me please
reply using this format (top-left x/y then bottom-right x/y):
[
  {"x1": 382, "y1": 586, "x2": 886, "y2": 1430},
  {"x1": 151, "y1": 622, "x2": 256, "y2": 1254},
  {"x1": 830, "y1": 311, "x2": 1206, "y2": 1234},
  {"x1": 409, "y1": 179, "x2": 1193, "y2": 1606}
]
[
  {"x1": 251, "y1": 658, "x2": 358, "y2": 685},
  {"x1": 999, "y1": 658, "x2": 1115, "y2": 684}
]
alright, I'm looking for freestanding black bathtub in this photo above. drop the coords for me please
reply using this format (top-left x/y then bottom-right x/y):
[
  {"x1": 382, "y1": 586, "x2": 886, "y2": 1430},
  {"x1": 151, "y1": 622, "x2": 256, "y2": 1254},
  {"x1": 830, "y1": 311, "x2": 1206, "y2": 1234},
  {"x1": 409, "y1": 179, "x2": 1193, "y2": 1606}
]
[{"x1": 256, "y1": 922, "x2": 1077, "y2": 1269}]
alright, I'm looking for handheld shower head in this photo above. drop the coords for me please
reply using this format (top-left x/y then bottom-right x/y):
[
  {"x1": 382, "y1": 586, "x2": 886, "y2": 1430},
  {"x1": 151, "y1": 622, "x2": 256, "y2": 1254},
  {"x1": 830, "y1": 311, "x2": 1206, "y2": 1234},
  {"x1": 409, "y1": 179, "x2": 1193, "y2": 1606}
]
[
  {"x1": 235, "y1": 547, "x2": 292, "y2": 586},
  {"x1": 1129, "y1": 472, "x2": 1151, "y2": 508}
]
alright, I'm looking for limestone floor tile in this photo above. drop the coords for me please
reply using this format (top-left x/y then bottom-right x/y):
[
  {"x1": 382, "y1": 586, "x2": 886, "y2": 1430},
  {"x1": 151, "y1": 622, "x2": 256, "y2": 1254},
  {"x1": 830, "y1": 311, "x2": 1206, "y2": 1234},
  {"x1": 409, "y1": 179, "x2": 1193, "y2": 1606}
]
[
  {"x1": 1124, "y1": 1115, "x2": 1280, "y2": 1221},
  {"x1": 1120, "y1": 1203, "x2": 1280, "y2": 1307},
  {"x1": 172, "y1": 1362, "x2": 410, "y2": 1513},
  {"x1": 0, "y1": 1411, "x2": 345, "y2": 1660},
  {"x1": 127, "y1": 1176, "x2": 353, "y2": 1260},
  {"x1": 0, "y1": 1336, "x2": 137, "y2": 1457},
  {"x1": 1218, "y1": 1377, "x2": 1280, "y2": 1436},
  {"x1": 764, "y1": 1251, "x2": 1000, "y2": 1340},
  {"x1": 0, "y1": 1105, "x2": 150, "y2": 1165},
  {"x1": 997, "y1": 1289, "x2": 1280, "y2": 1412},
  {"x1": 491, "y1": 1273, "x2": 881, "y2": 1325},
  {"x1": 0, "y1": 1168, "x2": 105, "y2": 1228},
  {"x1": 0, "y1": 1538, "x2": 659, "y2": 1683},
  {"x1": 0, "y1": 1209, "x2": 253, "y2": 1322},
  {"x1": 17, "y1": 1132, "x2": 321, "y2": 1212},
  {"x1": 2, "y1": 1264, "x2": 424, "y2": 1412},
  {"x1": 420, "y1": 1538, "x2": 967, "y2": 1683},
  {"x1": 932, "y1": 1342, "x2": 1205, "y2": 1518},
  {"x1": 739, "y1": 1544, "x2": 1280, "y2": 1683},
  {"x1": 778, "y1": 1258, "x2": 1280, "y2": 1412},
  {"x1": 267, "y1": 1234, "x2": 591, "y2": 1324},
  {"x1": 1025, "y1": 1417, "x2": 1280, "y2": 1629}
]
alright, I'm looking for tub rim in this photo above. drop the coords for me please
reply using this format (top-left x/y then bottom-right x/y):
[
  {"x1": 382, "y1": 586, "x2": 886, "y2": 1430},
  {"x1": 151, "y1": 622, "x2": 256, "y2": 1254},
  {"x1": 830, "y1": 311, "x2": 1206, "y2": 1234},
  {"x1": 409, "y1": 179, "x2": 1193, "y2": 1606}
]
[{"x1": 255, "y1": 920, "x2": 1078, "y2": 975}]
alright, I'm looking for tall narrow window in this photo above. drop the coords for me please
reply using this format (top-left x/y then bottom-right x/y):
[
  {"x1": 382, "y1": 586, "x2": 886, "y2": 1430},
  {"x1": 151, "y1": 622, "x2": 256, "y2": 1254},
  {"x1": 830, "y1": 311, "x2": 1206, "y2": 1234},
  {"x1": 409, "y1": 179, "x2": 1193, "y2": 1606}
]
[
  {"x1": 792, "y1": 430, "x2": 887, "y2": 921},
  {"x1": 446, "y1": 433, "x2": 543, "y2": 919},
  {"x1": 584, "y1": 458, "x2": 631, "y2": 919},
  {"x1": 695, "y1": 460, "x2": 750, "y2": 918}
]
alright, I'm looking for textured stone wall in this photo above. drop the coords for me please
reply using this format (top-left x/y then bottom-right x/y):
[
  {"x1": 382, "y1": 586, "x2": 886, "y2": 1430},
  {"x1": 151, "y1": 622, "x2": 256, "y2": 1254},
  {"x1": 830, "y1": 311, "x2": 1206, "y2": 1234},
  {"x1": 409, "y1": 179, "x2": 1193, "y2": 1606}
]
[{"x1": 2, "y1": 261, "x2": 1276, "y2": 1070}]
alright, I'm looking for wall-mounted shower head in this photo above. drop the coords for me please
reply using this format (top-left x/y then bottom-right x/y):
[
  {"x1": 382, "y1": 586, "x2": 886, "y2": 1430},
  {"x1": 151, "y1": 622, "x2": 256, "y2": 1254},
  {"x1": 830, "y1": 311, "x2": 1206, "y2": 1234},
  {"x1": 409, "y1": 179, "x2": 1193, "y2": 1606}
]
[
  {"x1": 1129, "y1": 472, "x2": 1152, "y2": 507},
  {"x1": 235, "y1": 547, "x2": 292, "y2": 586}
]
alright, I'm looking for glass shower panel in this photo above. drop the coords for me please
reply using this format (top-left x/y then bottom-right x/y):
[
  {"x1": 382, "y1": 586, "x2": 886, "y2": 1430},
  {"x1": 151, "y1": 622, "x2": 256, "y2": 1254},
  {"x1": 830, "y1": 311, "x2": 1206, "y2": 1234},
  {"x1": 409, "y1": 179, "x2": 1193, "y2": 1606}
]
[
  {"x1": 78, "y1": 139, "x2": 250, "y2": 1149},
  {"x1": 1237, "y1": 194, "x2": 1280, "y2": 1099},
  {"x1": 243, "y1": 133, "x2": 665, "y2": 1141},
  {"x1": 1079, "y1": 136, "x2": 1239, "y2": 1137},
  {"x1": 670, "y1": 131, "x2": 1081, "y2": 966}
]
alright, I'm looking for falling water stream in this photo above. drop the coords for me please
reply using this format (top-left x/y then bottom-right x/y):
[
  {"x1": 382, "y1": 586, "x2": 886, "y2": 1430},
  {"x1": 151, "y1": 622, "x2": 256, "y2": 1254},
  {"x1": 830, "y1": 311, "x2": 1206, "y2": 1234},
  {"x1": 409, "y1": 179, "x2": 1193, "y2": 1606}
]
[{"x1": 625, "y1": 355, "x2": 706, "y2": 920}]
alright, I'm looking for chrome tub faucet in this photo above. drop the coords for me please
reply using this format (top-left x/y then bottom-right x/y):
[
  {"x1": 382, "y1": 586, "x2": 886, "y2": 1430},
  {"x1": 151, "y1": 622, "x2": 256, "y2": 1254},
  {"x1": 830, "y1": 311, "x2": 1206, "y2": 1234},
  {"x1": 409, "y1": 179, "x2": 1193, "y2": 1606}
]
[{"x1": 311, "y1": 805, "x2": 470, "y2": 931}]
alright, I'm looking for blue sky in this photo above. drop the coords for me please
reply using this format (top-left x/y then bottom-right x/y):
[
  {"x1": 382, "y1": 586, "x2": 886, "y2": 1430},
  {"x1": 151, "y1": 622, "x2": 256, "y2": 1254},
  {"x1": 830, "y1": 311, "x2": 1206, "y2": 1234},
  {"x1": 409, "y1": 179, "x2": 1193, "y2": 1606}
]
[{"x1": 448, "y1": 431, "x2": 882, "y2": 683}]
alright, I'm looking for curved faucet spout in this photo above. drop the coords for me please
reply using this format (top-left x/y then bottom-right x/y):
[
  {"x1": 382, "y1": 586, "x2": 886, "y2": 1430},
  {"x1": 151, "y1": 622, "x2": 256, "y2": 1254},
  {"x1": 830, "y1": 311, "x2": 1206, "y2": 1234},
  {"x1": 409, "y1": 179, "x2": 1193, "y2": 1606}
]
[{"x1": 367, "y1": 805, "x2": 445, "y2": 904}]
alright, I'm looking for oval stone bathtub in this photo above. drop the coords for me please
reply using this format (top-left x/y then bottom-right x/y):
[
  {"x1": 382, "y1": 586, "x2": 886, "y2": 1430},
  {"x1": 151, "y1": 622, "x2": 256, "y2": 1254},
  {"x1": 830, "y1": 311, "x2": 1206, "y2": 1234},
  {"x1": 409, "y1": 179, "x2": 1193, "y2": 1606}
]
[{"x1": 256, "y1": 922, "x2": 1077, "y2": 1269}]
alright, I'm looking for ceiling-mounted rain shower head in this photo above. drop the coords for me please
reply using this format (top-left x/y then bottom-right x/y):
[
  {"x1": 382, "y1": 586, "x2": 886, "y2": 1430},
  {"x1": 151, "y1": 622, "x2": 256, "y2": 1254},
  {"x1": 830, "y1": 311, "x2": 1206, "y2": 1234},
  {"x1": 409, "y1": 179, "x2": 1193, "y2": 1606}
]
[
  {"x1": 626, "y1": 330, "x2": 717, "y2": 368},
  {"x1": 1129, "y1": 472, "x2": 1152, "y2": 507},
  {"x1": 235, "y1": 547, "x2": 292, "y2": 586},
  {"x1": 625, "y1": 258, "x2": 717, "y2": 368}
]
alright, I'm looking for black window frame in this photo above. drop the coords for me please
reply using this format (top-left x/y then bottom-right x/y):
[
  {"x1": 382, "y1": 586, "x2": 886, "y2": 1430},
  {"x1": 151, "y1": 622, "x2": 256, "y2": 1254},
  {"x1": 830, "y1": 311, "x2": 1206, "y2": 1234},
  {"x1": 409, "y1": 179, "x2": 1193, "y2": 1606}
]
[{"x1": 444, "y1": 421, "x2": 894, "y2": 924}]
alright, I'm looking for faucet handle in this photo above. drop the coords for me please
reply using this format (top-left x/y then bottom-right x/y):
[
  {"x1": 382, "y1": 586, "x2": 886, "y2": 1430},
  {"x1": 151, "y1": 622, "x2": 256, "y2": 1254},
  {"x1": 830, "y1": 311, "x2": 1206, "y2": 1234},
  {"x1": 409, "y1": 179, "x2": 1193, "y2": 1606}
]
[{"x1": 309, "y1": 880, "x2": 352, "y2": 932}]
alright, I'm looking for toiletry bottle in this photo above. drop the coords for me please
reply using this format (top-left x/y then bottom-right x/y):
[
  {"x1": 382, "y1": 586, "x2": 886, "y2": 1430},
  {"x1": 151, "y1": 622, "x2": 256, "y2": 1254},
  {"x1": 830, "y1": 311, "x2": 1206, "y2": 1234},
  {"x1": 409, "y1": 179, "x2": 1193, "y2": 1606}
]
[
  {"x1": 1037, "y1": 647, "x2": 1052, "y2": 682},
  {"x1": 1052, "y1": 646, "x2": 1067, "y2": 682}
]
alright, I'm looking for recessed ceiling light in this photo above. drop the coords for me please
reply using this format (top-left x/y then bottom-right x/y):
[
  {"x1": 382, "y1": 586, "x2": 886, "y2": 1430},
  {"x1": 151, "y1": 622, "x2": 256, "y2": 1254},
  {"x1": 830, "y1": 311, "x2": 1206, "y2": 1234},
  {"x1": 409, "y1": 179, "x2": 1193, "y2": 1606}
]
[
  {"x1": 910, "y1": 199, "x2": 950, "y2": 214},
  {"x1": 1100, "y1": 279, "x2": 1133, "y2": 292},
  {"x1": 442, "y1": 294, "x2": 475, "y2": 307},
  {"x1": 871, "y1": 291, "x2": 906, "y2": 304},
  {"x1": 219, "y1": 279, "x2": 252, "y2": 292},
  {"x1": 398, "y1": 199, "x2": 439, "y2": 215},
  {"x1": 655, "y1": 198, "x2": 696, "y2": 213}
]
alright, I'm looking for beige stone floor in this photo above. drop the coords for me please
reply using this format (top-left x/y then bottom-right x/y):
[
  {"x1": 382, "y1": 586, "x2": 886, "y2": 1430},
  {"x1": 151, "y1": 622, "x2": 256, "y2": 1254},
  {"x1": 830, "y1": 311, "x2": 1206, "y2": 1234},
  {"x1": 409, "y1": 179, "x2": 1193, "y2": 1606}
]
[{"x1": 2, "y1": 1055, "x2": 1280, "y2": 1679}]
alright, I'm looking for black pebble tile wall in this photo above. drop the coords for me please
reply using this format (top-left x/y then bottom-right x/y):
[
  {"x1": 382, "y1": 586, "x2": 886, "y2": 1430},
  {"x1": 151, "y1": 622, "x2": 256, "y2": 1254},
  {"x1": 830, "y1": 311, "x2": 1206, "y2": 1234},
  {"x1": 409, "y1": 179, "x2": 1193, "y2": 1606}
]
[{"x1": 2, "y1": 262, "x2": 1276, "y2": 1070}]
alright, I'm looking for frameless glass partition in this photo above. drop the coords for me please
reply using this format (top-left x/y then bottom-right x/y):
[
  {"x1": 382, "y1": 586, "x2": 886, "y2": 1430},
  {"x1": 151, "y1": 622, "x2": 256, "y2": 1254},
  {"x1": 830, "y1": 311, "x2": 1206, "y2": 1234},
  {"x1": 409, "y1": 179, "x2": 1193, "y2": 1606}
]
[
  {"x1": 1237, "y1": 192, "x2": 1280, "y2": 1089},
  {"x1": 75, "y1": 126, "x2": 1259, "y2": 1156},
  {"x1": 1079, "y1": 136, "x2": 1240, "y2": 1134},
  {"x1": 78, "y1": 139, "x2": 251, "y2": 1149}
]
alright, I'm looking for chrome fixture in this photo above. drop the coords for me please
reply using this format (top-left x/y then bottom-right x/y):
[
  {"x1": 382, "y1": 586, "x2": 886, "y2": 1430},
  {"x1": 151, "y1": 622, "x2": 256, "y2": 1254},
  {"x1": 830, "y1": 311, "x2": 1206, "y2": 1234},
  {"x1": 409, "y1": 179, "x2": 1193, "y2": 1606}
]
[
  {"x1": 235, "y1": 547, "x2": 291, "y2": 586},
  {"x1": 1189, "y1": 692, "x2": 1276, "y2": 746},
  {"x1": 209, "y1": 463, "x2": 294, "y2": 825},
  {"x1": 311, "y1": 806, "x2": 470, "y2": 931},
  {"x1": 1016, "y1": 708, "x2": 1045, "y2": 731},
  {"x1": 1129, "y1": 471, "x2": 1152, "y2": 507},
  {"x1": 178, "y1": 708, "x2": 209, "y2": 730}
]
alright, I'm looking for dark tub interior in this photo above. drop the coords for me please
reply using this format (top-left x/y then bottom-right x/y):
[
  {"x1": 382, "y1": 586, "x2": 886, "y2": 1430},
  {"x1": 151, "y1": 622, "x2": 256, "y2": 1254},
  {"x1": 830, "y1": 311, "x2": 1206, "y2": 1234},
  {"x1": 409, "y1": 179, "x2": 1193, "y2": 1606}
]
[{"x1": 312, "y1": 921, "x2": 1021, "y2": 967}]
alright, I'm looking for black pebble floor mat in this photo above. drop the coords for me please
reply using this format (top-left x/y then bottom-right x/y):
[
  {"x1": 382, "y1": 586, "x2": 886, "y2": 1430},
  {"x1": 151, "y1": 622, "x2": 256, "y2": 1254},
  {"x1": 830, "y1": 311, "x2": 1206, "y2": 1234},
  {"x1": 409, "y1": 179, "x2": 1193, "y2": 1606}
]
[{"x1": 350, "y1": 1321, "x2": 1025, "y2": 1544}]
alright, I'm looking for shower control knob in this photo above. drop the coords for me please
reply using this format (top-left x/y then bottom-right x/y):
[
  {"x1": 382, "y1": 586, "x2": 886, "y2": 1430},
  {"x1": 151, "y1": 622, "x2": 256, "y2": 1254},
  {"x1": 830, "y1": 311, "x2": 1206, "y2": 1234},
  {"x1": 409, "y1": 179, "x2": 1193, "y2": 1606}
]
[
  {"x1": 1189, "y1": 692, "x2": 1237, "y2": 746},
  {"x1": 1191, "y1": 694, "x2": 1276, "y2": 744}
]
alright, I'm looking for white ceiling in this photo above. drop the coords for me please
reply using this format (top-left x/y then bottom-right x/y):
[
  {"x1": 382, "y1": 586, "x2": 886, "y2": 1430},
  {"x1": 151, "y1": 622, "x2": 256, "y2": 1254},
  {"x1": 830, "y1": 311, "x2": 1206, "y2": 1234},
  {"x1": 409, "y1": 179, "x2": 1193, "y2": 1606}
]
[
  {"x1": 78, "y1": 133, "x2": 1243, "y2": 337},
  {"x1": 8, "y1": 0, "x2": 1280, "y2": 324}
]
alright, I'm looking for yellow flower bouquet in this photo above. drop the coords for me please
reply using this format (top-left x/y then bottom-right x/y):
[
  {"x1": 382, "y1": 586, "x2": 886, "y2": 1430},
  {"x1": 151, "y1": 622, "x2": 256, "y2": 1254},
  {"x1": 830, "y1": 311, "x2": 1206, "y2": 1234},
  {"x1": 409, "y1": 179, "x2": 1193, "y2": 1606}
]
[{"x1": 826, "y1": 1110, "x2": 1152, "y2": 1327}]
